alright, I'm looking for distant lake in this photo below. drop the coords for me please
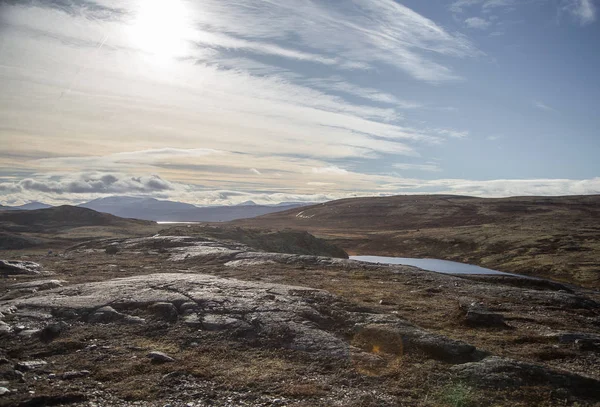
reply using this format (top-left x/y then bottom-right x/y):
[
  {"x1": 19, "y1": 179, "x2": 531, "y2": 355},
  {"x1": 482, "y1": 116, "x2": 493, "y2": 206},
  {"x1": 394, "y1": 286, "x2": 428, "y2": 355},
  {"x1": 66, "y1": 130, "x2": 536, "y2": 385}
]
[
  {"x1": 350, "y1": 256, "x2": 513, "y2": 276},
  {"x1": 157, "y1": 221, "x2": 201, "y2": 224}
]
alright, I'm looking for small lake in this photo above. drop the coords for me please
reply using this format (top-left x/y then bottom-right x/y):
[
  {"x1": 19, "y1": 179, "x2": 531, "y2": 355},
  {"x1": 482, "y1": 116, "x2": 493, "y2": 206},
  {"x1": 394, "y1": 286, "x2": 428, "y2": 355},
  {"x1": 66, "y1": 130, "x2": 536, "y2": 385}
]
[
  {"x1": 350, "y1": 256, "x2": 513, "y2": 276},
  {"x1": 157, "y1": 221, "x2": 201, "y2": 224}
]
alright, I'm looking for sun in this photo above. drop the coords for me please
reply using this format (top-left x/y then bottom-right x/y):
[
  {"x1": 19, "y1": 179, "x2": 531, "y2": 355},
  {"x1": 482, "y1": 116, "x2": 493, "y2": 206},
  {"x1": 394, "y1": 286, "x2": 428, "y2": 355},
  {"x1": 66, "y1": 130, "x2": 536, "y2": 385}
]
[{"x1": 128, "y1": 0, "x2": 192, "y2": 60}]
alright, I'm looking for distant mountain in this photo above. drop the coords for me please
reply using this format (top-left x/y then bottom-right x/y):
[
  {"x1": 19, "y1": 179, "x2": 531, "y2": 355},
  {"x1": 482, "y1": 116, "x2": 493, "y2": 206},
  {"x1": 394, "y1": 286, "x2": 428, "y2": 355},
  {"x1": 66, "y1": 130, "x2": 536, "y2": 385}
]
[
  {"x1": 236, "y1": 200, "x2": 257, "y2": 206},
  {"x1": 78, "y1": 196, "x2": 313, "y2": 222},
  {"x1": 0, "y1": 202, "x2": 53, "y2": 211}
]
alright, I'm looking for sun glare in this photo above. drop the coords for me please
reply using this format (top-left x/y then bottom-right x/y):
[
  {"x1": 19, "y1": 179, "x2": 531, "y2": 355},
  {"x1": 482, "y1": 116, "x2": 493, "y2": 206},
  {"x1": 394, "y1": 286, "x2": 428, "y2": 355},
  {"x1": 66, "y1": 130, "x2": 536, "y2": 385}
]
[{"x1": 128, "y1": 0, "x2": 192, "y2": 60}]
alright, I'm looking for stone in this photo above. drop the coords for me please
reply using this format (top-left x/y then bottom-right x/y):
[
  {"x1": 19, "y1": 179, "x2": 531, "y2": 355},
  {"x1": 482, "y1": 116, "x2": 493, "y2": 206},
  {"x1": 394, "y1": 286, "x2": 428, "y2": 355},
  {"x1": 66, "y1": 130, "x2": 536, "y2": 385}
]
[
  {"x1": 15, "y1": 360, "x2": 47, "y2": 371},
  {"x1": 39, "y1": 321, "x2": 69, "y2": 342},
  {"x1": 105, "y1": 246, "x2": 119, "y2": 255},
  {"x1": 0, "y1": 387, "x2": 9, "y2": 396},
  {"x1": 0, "y1": 260, "x2": 42, "y2": 275},
  {"x1": 9, "y1": 280, "x2": 65, "y2": 291},
  {"x1": 179, "y1": 302, "x2": 199, "y2": 315},
  {"x1": 147, "y1": 351, "x2": 175, "y2": 363},
  {"x1": 459, "y1": 300, "x2": 507, "y2": 328},
  {"x1": 0, "y1": 323, "x2": 11, "y2": 337},
  {"x1": 88, "y1": 306, "x2": 123, "y2": 324},
  {"x1": 123, "y1": 315, "x2": 146, "y2": 325},
  {"x1": 5, "y1": 273, "x2": 486, "y2": 359},
  {"x1": 451, "y1": 356, "x2": 600, "y2": 398},
  {"x1": 61, "y1": 370, "x2": 91, "y2": 380},
  {"x1": 202, "y1": 314, "x2": 250, "y2": 331},
  {"x1": 575, "y1": 338, "x2": 600, "y2": 352},
  {"x1": 149, "y1": 302, "x2": 179, "y2": 322},
  {"x1": 183, "y1": 314, "x2": 202, "y2": 328}
]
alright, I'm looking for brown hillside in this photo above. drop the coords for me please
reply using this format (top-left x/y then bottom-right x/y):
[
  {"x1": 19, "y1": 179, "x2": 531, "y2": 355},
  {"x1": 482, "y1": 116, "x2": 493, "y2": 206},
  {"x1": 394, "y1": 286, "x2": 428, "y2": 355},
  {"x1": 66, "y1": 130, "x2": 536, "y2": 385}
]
[
  {"x1": 232, "y1": 195, "x2": 600, "y2": 288},
  {"x1": 0, "y1": 206, "x2": 158, "y2": 249}
]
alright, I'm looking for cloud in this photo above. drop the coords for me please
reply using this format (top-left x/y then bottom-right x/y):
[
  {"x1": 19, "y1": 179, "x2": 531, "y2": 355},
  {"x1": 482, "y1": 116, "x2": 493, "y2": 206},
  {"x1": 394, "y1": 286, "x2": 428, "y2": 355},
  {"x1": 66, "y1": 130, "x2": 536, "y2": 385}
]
[
  {"x1": 433, "y1": 129, "x2": 470, "y2": 139},
  {"x1": 563, "y1": 0, "x2": 597, "y2": 25},
  {"x1": 533, "y1": 101, "x2": 557, "y2": 112},
  {"x1": 0, "y1": 173, "x2": 176, "y2": 195},
  {"x1": 311, "y1": 166, "x2": 349, "y2": 175},
  {"x1": 305, "y1": 77, "x2": 422, "y2": 107},
  {"x1": 393, "y1": 163, "x2": 442, "y2": 172},
  {"x1": 453, "y1": 0, "x2": 596, "y2": 26},
  {"x1": 465, "y1": 17, "x2": 492, "y2": 29},
  {"x1": 189, "y1": 0, "x2": 479, "y2": 82}
]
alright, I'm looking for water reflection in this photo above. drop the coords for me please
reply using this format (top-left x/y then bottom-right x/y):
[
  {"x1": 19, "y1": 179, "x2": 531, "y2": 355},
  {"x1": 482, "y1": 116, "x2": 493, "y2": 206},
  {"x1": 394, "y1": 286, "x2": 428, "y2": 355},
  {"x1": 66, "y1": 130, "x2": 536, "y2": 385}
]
[{"x1": 350, "y1": 256, "x2": 512, "y2": 276}]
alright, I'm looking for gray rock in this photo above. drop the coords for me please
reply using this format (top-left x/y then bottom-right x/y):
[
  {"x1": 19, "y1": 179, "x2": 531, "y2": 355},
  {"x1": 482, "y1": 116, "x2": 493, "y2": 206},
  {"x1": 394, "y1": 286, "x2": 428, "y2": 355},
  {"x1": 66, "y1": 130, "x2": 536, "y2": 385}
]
[
  {"x1": 459, "y1": 300, "x2": 507, "y2": 328},
  {"x1": 148, "y1": 351, "x2": 175, "y2": 363},
  {"x1": 451, "y1": 356, "x2": 600, "y2": 397},
  {"x1": 149, "y1": 302, "x2": 179, "y2": 322},
  {"x1": 179, "y1": 302, "x2": 199, "y2": 315},
  {"x1": 0, "y1": 260, "x2": 42, "y2": 275},
  {"x1": 183, "y1": 314, "x2": 202, "y2": 328},
  {"x1": 0, "y1": 386, "x2": 9, "y2": 396},
  {"x1": 15, "y1": 360, "x2": 47, "y2": 371},
  {"x1": 60, "y1": 370, "x2": 90, "y2": 380},
  {"x1": 554, "y1": 332, "x2": 600, "y2": 344},
  {"x1": 39, "y1": 321, "x2": 69, "y2": 342},
  {"x1": 354, "y1": 322, "x2": 486, "y2": 363},
  {"x1": 0, "y1": 323, "x2": 11, "y2": 337},
  {"x1": 4, "y1": 273, "x2": 487, "y2": 359},
  {"x1": 9, "y1": 280, "x2": 65, "y2": 291},
  {"x1": 88, "y1": 306, "x2": 123, "y2": 323},
  {"x1": 202, "y1": 314, "x2": 250, "y2": 331},
  {"x1": 123, "y1": 315, "x2": 146, "y2": 325}
]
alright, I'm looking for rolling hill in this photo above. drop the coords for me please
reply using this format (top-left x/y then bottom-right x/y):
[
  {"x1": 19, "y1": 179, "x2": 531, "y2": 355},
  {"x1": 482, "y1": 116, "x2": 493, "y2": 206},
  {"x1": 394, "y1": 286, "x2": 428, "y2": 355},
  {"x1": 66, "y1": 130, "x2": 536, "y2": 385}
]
[
  {"x1": 233, "y1": 194, "x2": 600, "y2": 287},
  {"x1": 0, "y1": 206, "x2": 158, "y2": 249}
]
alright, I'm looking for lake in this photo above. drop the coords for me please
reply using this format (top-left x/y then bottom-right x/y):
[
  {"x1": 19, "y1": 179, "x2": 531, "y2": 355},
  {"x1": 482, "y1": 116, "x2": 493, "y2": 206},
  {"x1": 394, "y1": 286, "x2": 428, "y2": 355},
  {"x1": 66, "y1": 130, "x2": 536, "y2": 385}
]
[{"x1": 350, "y1": 255, "x2": 513, "y2": 276}]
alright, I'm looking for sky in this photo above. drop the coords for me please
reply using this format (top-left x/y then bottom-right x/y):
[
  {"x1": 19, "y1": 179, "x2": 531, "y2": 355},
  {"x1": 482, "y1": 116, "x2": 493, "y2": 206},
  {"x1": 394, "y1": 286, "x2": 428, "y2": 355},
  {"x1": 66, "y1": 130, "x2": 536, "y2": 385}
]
[{"x1": 0, "y1": 0, "x2": 599, "y2": 206}]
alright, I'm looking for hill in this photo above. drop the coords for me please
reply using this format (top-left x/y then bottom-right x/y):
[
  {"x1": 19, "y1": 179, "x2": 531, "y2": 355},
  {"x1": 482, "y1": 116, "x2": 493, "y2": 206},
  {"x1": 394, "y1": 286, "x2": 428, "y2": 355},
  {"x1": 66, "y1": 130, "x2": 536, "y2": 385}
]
[
  {"x1": 0, "y1": 206, "x2": 158, "y2": 249},
  {"x1": 232, "y1": 194, "x2": 600, "y2": 287},
  {"x1": 0, "y1": 201, "x2": 53, "y2": 211},
  {"x1": 79, "y1": 196, "x2": 311, "y2": 222}
]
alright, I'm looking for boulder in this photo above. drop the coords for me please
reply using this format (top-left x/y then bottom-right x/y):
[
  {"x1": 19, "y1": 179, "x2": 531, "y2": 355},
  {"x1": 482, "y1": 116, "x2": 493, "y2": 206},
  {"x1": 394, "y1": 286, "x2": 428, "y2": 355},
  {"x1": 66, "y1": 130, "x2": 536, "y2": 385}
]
[
  {"x1": 88, "y1": 306, "x2": 123, "y2": 324},
  {"x1": 15, "y1": 360, "x2": 47, "y2": 372},
  {"x1": 149, "y1": 302, "x2": 179, "y2": 322},
  {"x1": 459, "y1": 300, "x2": 508, "y2": 328},
  {"x1": 148, "y1": 351, "x2": 175, "y2": 363},
  {"x1": 0, "y1": 260, "x2": 42, "y2": 275},
  {"x1": 451, "y1": 356, "x2": 600, "y2": 397}
]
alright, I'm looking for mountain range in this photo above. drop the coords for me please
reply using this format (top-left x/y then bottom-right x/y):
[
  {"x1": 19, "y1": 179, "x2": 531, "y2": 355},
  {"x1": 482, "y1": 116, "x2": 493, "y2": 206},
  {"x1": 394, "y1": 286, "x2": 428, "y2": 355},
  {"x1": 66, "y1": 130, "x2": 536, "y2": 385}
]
[{"x1": 1, "y1": 196, "x2": 317, "y2": 222}]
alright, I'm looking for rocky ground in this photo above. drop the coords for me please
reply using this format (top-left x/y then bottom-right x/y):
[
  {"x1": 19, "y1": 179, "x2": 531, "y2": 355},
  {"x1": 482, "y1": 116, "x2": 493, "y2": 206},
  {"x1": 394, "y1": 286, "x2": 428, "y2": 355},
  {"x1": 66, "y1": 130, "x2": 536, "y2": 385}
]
[{"x1": 1, "y1": 231, "x2": 600, "y2": 406}]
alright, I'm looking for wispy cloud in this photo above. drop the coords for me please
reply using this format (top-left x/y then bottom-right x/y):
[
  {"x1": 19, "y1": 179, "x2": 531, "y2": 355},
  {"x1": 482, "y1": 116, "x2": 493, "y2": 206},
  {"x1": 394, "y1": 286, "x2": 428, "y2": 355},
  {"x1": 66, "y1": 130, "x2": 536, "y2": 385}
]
[
  {"x1": 311, "y1": 166, "x2": 349, "y2": 175},
  {"x1": 452, "y1": 0, "x2": 597, "y2": 27},
  {"x1": 533, "y1": 101, "x2": 557, "y2": 112},
  {"x1": 393, "y1": 163, "x2": 442, "y2": 172},
  {"x1": 465, "y1": 17, "x2": 492, "y2": 29}
]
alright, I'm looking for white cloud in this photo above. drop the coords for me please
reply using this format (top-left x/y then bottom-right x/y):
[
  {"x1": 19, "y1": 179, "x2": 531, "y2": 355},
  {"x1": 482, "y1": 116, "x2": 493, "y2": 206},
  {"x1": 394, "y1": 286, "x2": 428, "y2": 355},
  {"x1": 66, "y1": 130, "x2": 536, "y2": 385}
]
[
  {"x1": 465, "y1": 17, "x2": 492, "y2": 29},
  {"x1": 564, "y1": 0, "x2": 597, "y2": 25},
  {"x1": 533, "y1": 101, "x2": 557, "y2": 112},
  {"x1": 0, "y1": 173, "x2": 177, "y2": 195},
  {"x1": 311, "y1": 166, "x2": 349, "y2": 175},
  {"x1": 393, "y1": 163, "x2": 442, "y2": 172},
  {"x1": 452, "y1": 0, "x2": 597, "y2": 27},
  {"x1": 307, "y1": 182, "x2": 335, "y2": 186},
  {"x1": 305, "y1": 77, "x2": 422, "y2": 107},
  {"x1": 187, "y1": 0, "x2": 479, "y2": 82}
]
